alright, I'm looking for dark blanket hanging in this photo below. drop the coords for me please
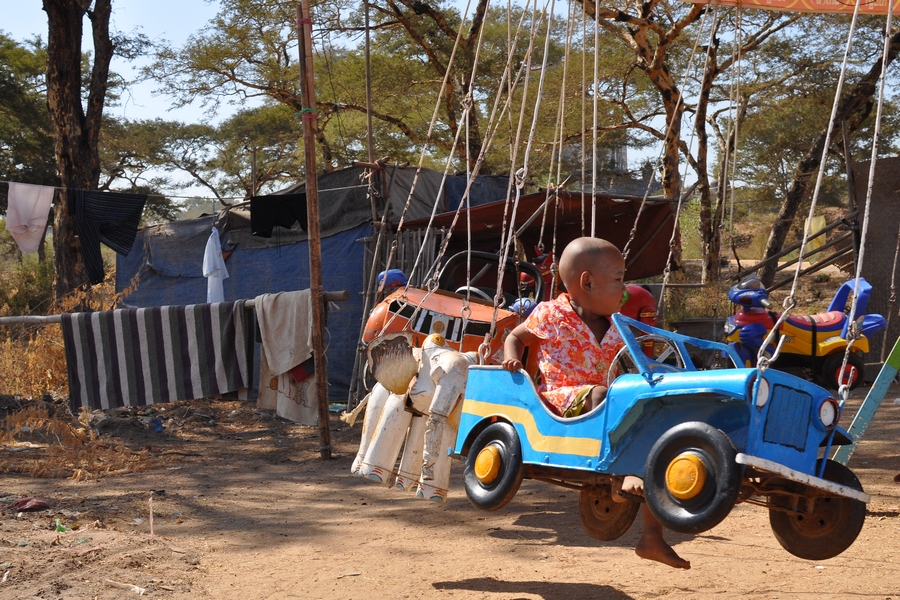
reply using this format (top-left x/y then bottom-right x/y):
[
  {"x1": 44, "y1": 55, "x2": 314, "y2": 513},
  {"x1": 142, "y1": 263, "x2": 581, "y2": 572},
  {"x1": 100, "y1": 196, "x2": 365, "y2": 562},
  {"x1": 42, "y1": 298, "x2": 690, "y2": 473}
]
[
  {"x1": 250, "y1": 193, "x2": 308, "y2": 238},
  {"x1": 67, "y1": 189, "x2": 148, "y2": 284}
]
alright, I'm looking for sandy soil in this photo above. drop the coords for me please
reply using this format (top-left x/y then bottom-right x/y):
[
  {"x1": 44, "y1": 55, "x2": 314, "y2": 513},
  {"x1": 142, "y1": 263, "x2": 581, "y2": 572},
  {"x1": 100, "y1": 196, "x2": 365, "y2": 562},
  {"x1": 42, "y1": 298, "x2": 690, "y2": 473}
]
[{"x1": 2, "y1": 387, "x2": 900, "y2": 600}]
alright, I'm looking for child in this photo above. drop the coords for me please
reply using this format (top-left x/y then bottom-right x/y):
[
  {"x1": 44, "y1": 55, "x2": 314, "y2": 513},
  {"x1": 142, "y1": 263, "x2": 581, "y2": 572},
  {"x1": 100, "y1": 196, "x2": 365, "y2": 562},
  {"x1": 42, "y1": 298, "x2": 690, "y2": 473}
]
[{"x1": 502, "y1": 237, "x2": 690, "y2": 570}]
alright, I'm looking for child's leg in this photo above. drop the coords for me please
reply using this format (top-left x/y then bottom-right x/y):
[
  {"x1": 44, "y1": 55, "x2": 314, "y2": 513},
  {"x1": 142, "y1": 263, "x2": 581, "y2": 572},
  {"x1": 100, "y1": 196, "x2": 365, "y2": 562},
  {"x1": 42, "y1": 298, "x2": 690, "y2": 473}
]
[
  {"x1": 635, "y1": 503, "x2": 691, "y2": 569},
  {"x1": 611, "y1": 474, "x2": 643, "y2": 503},
  {"x1": 585, "y1": 385, "x2": 608, "y2": 413}
]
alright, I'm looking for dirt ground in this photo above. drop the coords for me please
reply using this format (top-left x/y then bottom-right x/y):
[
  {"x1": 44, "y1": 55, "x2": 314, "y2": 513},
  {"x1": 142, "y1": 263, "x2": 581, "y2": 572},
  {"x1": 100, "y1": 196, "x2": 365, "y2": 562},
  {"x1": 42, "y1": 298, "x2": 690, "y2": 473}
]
[{"x1": 2, "y1": 385, "x2": 900, "y2": 600}]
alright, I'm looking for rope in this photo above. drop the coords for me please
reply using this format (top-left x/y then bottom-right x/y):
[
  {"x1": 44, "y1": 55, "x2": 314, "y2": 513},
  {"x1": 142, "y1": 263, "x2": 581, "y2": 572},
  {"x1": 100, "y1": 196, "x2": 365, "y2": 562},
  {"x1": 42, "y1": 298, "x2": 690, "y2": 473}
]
[
  {"x1": 623, "y1": 5, "x2": 712, "y2": 319},
  {"x1": 881, "y1": 217, "x2": 900, "y2": 361},
  {"x1": 590, "y1": 12, "x2": 600, "y2": 237},
  {"x1": 757, "y1": 0, "x2": 864, "y2": 373},
  {"x1": 831, "y1": 1, "x2": 894, "y2": 400}
]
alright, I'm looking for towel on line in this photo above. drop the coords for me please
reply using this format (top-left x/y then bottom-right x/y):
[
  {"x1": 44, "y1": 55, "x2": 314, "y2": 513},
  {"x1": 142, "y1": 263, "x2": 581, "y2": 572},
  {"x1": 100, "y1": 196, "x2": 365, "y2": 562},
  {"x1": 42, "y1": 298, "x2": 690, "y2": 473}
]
[{"x1": 61, "y1": 300, "x2": 252, "y2": 411}]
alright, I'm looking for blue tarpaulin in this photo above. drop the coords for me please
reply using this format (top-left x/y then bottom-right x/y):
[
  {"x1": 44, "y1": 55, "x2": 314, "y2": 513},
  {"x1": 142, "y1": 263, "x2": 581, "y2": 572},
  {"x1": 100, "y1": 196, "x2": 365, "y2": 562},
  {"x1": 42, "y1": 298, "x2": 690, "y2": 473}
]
[{"x1": 117, "y1": 219, "x2": 370, "y2": 402}]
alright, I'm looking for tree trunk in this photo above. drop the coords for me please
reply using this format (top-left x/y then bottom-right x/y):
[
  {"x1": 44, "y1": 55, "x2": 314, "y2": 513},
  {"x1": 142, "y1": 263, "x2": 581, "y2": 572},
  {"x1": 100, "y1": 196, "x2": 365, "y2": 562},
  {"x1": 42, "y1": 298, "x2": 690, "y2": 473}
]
[
  {"x1": 759, "y1": 29, "x2": 900, "y2": 287},
  {"x1": 695, "y1": 41, "x2": 718, "y2": 284},
  {"x1": 43, "y1": 0, "x2": 114, "y2": 300}
]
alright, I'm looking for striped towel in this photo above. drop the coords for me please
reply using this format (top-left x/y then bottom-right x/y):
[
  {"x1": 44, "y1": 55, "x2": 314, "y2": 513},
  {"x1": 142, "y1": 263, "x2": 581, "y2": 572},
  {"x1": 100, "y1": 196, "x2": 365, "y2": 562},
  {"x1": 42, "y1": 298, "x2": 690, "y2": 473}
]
[{"x1": 62, "y1": 301, "x2": 251, "y2": 411}]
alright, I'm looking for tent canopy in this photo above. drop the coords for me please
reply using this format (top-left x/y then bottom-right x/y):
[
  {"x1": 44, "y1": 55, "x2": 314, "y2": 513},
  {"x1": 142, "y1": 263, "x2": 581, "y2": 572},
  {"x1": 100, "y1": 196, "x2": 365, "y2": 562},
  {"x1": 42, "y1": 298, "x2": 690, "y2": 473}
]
[{"x1": 402, "y1": 190, "x2": 677, "y2": 281}]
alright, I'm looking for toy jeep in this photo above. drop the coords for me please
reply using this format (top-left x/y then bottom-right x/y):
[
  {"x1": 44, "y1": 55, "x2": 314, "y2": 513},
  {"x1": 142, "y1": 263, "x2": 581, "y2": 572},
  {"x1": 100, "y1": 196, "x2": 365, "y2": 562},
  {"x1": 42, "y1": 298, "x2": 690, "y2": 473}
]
[{"x1": 453, "y1": 313, "x2": 869, "y2": 560}]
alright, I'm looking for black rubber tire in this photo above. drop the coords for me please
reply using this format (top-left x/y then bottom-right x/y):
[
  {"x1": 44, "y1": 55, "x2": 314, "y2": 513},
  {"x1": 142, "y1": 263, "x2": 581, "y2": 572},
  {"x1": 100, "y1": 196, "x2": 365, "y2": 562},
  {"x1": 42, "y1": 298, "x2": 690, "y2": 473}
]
[
  {"x1": 769, "y1": 459, "x2": 866, "y2": 561},
  {"x1": 820, "y1": 352, "x2": 865, "y2": 391},
  {"x1": 578, "y1": 484, "x2": 640, "y2": 541},
  {"x1": 463, "y1": 422, "x2": 525, "y2": 511},
  {"x1": 645, "y1": 422, "x2": 742, "y2": 534}
]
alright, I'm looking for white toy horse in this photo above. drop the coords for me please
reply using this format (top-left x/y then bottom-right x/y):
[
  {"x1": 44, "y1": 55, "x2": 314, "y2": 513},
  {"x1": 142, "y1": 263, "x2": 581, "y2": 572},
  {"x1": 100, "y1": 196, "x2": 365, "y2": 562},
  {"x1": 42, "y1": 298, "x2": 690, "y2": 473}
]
[{"x1": 350, "y1": 332, "x2": 475, "y2": 502}]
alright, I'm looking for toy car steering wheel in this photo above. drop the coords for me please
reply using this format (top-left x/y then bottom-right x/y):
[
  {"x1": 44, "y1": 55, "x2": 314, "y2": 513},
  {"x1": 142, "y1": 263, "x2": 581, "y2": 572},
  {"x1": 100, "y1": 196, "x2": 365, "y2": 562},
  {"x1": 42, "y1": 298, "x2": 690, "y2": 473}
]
[
  {"x1": 608, "y1": 334, "x2": 685, "y2": 382},
  {"x1": 455, "y1": 286, "x2": 494, "y2": 303}
]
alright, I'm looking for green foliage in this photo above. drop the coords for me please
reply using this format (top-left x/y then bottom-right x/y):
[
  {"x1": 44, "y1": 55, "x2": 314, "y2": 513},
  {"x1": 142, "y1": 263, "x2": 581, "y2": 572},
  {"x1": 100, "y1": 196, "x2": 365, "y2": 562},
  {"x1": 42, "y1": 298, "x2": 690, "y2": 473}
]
[
  {"x1": 0, "y1": 252, "x2": 54, "y2": 317},
  {"x1": 0, "y1": 32, "x2": 57, "y2": 211}
]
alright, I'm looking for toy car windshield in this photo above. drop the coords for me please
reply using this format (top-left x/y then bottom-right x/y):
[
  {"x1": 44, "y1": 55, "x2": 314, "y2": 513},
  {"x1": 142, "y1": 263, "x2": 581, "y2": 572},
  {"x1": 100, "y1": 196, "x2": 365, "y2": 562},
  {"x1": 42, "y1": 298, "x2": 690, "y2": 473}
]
[{"x1": 611, "y1": 313, "x2": 743, "y2": 378}]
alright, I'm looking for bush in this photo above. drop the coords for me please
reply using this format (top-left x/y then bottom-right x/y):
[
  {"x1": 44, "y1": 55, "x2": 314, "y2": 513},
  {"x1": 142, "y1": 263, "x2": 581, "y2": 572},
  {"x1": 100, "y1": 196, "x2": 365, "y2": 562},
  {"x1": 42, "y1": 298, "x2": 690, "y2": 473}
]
[{"x1": 0, "y1": 255, "x2": 54, "y2": 317}]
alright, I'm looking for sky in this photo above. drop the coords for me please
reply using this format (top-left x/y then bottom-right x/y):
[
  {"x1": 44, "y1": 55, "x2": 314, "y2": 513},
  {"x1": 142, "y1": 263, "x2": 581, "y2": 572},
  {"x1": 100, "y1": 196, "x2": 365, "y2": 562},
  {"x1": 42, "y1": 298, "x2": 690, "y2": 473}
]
[{"x1": 4, "y1": 0, "x2": 221, "y2": 124}]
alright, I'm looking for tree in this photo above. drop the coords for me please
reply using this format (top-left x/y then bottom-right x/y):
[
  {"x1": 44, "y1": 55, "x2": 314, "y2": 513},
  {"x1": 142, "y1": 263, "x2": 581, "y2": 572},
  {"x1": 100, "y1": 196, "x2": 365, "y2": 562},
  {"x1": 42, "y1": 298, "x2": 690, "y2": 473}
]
[
  {"x1": 758, "y1": 26, "x2": 900, "y2": 286},
  {"x1": 145, "y1": 0, "x2": 620, "y2": 177},
  {"x1": 0, "y1": 33, "x2": 57, "y2": 262},
  {"x1": 43, "y1": 0, "x2": 115, "y2": 298}
]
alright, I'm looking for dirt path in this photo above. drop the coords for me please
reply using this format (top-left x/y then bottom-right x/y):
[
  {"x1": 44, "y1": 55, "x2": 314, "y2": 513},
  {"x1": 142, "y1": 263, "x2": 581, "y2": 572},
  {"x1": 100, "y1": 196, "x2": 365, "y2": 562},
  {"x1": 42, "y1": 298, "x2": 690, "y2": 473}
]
[{"x1": 2, "y1": 389, "x2": 900, "y2": 599}]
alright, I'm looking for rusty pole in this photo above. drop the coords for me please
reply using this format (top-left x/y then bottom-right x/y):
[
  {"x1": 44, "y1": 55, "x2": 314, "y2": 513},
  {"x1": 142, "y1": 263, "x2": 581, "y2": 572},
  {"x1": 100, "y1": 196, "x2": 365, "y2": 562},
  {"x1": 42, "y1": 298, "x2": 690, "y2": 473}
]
[{"x1": 296, "y1": 0, "x2": 332, "y2": 459}]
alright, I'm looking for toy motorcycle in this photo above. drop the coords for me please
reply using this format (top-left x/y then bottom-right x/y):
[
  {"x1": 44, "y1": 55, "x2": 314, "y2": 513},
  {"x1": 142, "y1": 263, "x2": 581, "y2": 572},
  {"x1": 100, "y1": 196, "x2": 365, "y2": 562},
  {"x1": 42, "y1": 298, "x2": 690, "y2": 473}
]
[{"x1": 723, "y1": 275, "x2": 886, "y2": 390}]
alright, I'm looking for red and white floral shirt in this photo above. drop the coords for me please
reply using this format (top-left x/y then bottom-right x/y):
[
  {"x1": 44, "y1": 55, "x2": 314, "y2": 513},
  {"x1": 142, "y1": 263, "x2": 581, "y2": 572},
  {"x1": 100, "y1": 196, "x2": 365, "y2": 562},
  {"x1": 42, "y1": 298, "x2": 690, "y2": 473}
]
[{"x1": 524, "y1": 293, "x2": 624, "y2": 415}]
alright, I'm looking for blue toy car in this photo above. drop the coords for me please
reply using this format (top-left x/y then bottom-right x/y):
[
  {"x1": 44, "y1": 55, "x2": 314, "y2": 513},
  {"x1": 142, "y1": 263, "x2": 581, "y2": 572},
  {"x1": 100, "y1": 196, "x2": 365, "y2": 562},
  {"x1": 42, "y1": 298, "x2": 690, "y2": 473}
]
[{"x1": 452, "y1": 313, "x2": 870, "y2": 560}]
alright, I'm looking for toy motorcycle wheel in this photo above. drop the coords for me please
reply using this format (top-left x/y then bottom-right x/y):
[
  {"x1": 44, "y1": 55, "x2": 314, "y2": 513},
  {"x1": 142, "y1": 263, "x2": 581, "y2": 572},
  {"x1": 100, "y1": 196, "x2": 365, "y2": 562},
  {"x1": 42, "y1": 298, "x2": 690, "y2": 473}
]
[
  {"x1": 464, "y1": 422, "x2": 524, "y2": 511},
  {"x1": 820, "y1": 353, "x2": 865, "y2": 391},
  {"x1": 768, "y1": 459, "x2": 866, "y2": 560},
  {"x1": 578, "y1": 484, "x2": 639, "y2": 541},
  {"x1": 645, "y1": 422, "x2": 742, "y2": 534}
]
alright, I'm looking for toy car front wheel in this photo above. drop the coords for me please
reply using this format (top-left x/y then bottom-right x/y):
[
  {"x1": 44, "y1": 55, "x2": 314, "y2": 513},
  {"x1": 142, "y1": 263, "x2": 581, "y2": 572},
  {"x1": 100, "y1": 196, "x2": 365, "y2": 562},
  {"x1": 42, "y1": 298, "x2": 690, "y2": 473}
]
[
  {"x1": 645, "y1": 422, "x2": 742, "y2": 534},
  {"x1": 463, "y1": 422, "x2": 524, "y2": 511},
  {"x1": 768, "y1": 459, "x2": 866, "y2": 560},
  {"x1": 578, "y1": 484, "x2": 639, "y2": 541},
  {"x1": 820, "y1": 352, "x2": 864, "y2": 390}
]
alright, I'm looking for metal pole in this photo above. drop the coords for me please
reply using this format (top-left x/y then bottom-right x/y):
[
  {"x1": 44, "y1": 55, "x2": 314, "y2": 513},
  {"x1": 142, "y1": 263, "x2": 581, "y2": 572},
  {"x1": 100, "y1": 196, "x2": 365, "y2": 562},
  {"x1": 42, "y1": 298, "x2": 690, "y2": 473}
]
[
  {"x1": 251, "y1": 147, "x2": 258, "y2": 196},
  {"x1": 364, "y1": 0, "x2": 375, "y2": 165},
  {"x1": 297, "y1": 0, "x2": 332, "y2": 460}
]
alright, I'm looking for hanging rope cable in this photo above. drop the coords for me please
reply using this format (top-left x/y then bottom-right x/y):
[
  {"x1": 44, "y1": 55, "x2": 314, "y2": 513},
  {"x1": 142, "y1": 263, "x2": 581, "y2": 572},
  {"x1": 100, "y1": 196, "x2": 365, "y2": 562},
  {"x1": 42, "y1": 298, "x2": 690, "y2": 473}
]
[
  {"x1": 756, "y1": 0, "x2": 864, "y2": 373},
  {"x1": 831, "y1": 1, "x2": 894, "y2": 402},
  {"x1": 880, "y1": 217, "x2": 900, "y2": 361}
]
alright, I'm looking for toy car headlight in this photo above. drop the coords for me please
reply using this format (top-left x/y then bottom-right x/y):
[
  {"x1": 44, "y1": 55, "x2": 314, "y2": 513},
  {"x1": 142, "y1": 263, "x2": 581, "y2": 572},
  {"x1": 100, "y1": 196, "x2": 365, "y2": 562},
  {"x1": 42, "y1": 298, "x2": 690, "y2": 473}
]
[
  {"x1": 817, "y1": 398, "x2": 841, "y2": 429},
  {"x1": 754, "y1": 376, "x2": 770, "y2": 408},
  {"x1": 724, "y1": 321, "x2": 736, "y2": 335}
]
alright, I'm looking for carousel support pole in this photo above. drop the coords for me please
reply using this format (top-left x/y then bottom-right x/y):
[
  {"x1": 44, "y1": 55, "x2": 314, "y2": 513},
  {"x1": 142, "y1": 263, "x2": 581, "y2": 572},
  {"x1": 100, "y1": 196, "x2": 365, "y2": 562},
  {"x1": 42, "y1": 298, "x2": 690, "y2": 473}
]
[
  {"x1": 296, "y1": 0, "x2": 331, "y2": 459},
  {"x1": 833, "y1": 335, "x2": 900, "y2": 465}
]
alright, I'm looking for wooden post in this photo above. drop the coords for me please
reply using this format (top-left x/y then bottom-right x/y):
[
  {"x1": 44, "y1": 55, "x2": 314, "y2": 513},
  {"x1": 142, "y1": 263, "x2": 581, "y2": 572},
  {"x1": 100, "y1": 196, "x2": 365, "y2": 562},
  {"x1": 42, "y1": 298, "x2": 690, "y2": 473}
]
[{"x1": 296, "y1": 1, "x2": 332, "y2": 460}]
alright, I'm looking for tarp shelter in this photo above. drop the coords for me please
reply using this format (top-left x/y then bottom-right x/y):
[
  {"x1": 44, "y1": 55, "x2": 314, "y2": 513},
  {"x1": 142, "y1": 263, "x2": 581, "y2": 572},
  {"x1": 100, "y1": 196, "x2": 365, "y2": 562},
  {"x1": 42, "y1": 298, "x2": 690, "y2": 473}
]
[
  {"x1": 401, "y1": 190, "x2": 678, "y2": 281},
  {"x1": 116, "y1": 165, "x2": 510, "y2": 402}
]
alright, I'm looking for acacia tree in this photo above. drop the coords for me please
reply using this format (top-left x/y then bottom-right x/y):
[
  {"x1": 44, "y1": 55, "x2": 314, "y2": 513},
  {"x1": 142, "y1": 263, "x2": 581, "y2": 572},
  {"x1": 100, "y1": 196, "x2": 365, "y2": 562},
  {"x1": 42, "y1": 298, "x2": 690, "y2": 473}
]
[
  {"x1": 757, "y1": 27, "x2": 900, "y2": 286},
  {"x1": 146, "y1": 0, "x2": 594, "y2": 176},
  {"x1": 0, "y1": 34, "x2": 57, "y2": 262},
  {"x1": 43, "y1": 0, "x2": 114, "y2": 298}
]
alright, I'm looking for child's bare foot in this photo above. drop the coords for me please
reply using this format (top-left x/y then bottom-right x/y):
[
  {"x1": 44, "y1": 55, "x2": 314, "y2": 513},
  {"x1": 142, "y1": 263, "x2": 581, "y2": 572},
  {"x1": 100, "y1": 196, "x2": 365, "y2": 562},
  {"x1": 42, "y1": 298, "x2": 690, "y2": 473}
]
[
  {"x1": 621, "y1": 475, "x2": 643, "y2": 497},
  {"x1": 635, "y1": 537, "x2": 691, "y2": 569}
]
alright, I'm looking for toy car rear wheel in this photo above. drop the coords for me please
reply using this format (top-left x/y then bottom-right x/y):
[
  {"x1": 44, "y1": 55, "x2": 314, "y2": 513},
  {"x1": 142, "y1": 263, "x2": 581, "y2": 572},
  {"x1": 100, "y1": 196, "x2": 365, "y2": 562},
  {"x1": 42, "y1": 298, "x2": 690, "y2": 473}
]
[
  {"x1": 464, "y1": 422, "x2": 524, "y2": 511},
  {"x1": 768, "y1": 459, "x2": 866, "y2": 560},
  {"x1": 645, "y1": 422, "x2": 742, "y2": 534},
  {"x1": 578, "y1": 484, "x2": 639, "y2": 541},
  {"x1": 820, "y1": 352, "x2": 864, "y2": 391}
]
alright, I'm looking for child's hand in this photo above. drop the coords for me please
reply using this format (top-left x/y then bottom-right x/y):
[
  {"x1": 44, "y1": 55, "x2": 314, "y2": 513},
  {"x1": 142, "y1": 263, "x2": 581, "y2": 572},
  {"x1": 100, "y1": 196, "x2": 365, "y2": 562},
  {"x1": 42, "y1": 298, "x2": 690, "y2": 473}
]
[{"x1": 501, "y1": 358, "x2": 523, "y2": 372}]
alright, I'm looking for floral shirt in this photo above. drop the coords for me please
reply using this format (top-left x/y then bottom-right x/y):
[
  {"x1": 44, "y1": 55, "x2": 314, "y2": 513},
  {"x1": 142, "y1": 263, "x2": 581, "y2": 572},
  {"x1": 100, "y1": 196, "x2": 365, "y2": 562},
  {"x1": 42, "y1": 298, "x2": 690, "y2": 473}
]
[{"x1": 524, "y1": 293, "x2": 624, "y2": 415}]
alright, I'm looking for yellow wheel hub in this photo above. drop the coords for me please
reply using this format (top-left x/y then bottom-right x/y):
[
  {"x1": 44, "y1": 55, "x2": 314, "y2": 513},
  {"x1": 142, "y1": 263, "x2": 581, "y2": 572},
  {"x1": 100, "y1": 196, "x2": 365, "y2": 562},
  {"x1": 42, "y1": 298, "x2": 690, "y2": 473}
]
[
  {"x1": 665, "y1": 452, "x2": 707, "y2": 500},
  {"x1": 474, "y1": 445, "x2": 502, "y2": 483}
]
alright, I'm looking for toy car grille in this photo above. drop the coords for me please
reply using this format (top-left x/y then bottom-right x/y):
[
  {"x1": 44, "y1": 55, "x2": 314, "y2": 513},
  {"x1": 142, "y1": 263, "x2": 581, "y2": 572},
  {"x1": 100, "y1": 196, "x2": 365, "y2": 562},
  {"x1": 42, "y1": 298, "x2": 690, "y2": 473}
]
[{"x1": 762, "y1": 384, "x2": 811, "y2": 452}]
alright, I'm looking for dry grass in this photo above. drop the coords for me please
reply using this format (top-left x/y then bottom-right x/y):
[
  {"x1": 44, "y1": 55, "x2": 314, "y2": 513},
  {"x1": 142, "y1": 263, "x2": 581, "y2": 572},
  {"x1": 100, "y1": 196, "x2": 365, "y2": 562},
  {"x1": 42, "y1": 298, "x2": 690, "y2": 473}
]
[
  {"x1": 0, "y1": 401, "x2": 166, "y2": 480},
  {"x1": 0, "y1": 324, "x2": 68, "y2": 399},
  {"x1": 0, "y1": 264, "x2": 167, "y2": 480}
]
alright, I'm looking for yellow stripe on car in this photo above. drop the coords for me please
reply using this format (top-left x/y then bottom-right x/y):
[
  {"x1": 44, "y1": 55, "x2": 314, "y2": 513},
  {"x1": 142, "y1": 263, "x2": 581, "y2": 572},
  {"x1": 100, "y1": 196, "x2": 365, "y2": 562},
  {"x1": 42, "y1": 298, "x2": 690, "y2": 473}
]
[{"x1": 463, "y1": 399, "x2": 601, "y2": 457}]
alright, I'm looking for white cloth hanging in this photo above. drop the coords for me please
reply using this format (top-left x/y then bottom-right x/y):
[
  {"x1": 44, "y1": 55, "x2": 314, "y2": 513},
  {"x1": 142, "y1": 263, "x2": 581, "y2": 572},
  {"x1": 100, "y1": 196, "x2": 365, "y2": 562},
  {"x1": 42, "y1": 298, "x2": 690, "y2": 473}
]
[
  {"x1": 202, "y1": 227, "x2": 228, "y2": 303},
  {"x1": 254, "y1": 290, "x2": 315, "y2": 422},
  {"x1": 6, "y1": 182, "x2": 54, "y2": 254}
]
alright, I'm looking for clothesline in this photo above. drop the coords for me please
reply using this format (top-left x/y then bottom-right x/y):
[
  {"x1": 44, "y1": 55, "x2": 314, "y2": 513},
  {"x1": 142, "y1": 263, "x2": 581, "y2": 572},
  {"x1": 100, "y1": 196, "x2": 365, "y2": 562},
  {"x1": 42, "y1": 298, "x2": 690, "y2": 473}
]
[
  {"x1": 0, "y1": 290, "x2": 351, "y2": 325},
  {"x1": 0, "y1": 179, "x2": 370, "y2": 202}
]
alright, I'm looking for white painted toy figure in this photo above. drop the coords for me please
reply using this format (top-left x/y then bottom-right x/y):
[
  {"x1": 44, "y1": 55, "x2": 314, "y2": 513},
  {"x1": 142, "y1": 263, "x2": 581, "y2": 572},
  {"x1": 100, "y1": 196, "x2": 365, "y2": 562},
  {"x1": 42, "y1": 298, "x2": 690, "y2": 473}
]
[{"x1": 350, "y1": 332, "x2": 475, "y2": 502}]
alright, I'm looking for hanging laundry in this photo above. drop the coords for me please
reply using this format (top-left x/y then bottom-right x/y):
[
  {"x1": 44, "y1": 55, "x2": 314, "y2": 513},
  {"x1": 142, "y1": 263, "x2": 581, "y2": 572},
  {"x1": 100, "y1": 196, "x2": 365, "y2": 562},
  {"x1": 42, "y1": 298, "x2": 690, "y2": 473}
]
[
  {"x1": 254, "y1": 290, "x2": 315, "y2": 419},
  {"x1": 6, "y1": 182, "x2": 54, "y2": 254},
  {"x1": 67, "y1": 189, "x2": 148, "y2": 284},
  {"x1": 250, "y1": 193, "x2": 308, "y2": 237},
  {"x1": 61, "y1": 300, "x2": 252, "y2": 410},
  {"x1": 202, "y1": 227, "x2": 229, "y2": 303}
]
